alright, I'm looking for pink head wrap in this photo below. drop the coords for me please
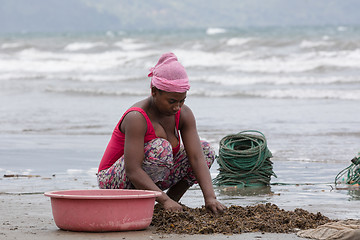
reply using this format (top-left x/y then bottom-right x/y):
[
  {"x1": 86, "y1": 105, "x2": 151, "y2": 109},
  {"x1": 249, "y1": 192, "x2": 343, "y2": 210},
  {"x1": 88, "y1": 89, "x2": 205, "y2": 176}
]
[{"x1": 148, "y1": 52, "x2": 190, "y2": 93}]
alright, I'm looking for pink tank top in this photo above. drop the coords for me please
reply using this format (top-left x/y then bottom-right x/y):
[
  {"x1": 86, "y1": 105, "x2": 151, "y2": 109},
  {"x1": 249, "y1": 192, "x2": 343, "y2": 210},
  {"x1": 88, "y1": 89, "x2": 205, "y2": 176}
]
[{"x1": 98, "y1": 107, "x2": 181, "y2": 172}]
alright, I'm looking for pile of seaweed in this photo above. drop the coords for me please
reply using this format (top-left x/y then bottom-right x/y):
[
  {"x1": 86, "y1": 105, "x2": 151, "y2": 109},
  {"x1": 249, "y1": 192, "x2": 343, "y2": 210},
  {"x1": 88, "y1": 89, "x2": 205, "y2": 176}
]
[{"x1": 151, "y1": 203, "x2": 332, "y2": 234}]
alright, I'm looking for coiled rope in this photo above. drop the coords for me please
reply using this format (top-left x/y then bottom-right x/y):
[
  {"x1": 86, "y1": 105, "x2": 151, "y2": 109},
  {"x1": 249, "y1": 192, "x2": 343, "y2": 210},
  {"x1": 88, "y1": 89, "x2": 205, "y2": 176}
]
[
  {"x1": 213, "y1": 130, "x2": 277, "y2": 187},
  {"x1": 335, "y1": 154, "x2": 360, "y2": 186}
]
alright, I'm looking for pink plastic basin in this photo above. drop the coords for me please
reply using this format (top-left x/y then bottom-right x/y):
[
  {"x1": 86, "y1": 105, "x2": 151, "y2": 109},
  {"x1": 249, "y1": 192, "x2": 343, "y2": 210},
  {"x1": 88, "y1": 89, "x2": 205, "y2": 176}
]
[{"x1": 44, "y1": 189, "x2": 161, "y2": 232}]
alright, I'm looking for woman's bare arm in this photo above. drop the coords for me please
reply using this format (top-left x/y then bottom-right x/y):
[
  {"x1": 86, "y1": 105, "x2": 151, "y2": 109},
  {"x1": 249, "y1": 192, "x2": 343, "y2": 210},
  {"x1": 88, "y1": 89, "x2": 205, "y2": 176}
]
[
  {"x1": 122, "y1": 111, "x2": 183, "y2": 211},
  {"x1": 179, "y1": 105, "x2": 226, "y2": 214}
]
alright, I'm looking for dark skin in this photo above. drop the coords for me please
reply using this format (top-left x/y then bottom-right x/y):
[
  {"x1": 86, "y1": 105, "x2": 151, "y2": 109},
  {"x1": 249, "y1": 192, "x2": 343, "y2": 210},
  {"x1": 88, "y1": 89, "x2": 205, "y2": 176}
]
[{"x1": 120, "y1": 87, "x2": 226, "y2": 214}]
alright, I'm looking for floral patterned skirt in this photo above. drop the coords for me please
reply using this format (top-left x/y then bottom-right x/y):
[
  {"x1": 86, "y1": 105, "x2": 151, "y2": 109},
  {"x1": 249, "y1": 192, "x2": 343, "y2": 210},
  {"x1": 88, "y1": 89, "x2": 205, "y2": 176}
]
[{"x1": 97, "y1": 138, "x2": 215, "y2": 190}]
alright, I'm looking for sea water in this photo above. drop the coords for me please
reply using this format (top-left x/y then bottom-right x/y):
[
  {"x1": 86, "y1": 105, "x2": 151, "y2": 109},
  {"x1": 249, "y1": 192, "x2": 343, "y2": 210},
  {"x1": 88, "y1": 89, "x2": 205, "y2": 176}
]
[{"x1": 1, "y1": 26, "x2": 360, "y2": 219}]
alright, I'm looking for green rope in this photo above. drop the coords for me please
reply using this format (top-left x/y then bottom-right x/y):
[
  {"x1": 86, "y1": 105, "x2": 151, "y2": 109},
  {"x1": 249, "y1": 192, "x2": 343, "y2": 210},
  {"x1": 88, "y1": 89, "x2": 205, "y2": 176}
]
[
  {"x1": 335, "y1": 153, "x2": 360, "y2": 186},
  {"x1": 213, "y1": 130, "x2": 277, "y2": 187}
]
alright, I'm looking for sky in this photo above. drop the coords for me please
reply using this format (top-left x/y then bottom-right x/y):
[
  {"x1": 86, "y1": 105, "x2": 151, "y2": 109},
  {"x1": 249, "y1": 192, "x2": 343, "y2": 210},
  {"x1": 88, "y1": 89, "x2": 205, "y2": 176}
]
[{"x1": 0, "y1": 0, "x2": 359, "y2": 33}]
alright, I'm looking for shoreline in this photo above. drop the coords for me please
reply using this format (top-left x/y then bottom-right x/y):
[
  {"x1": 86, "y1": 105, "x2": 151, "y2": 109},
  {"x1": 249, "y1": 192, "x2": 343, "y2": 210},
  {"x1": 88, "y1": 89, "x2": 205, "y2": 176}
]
[{"x1": 0, "y1": 193, "x2": 305, "y2": 240}]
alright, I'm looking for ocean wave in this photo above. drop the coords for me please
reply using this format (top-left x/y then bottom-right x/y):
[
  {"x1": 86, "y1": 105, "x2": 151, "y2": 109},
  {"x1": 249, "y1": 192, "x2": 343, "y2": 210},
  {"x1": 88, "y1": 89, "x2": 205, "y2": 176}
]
[
  {"x1": 192, "y1": 75, "x2": 360, "y2": 86},
  {"x1": 226, "y1": 37, "x2": 253, "y2": 46},
  {"x1": 176, "y1": 49, "x2": 251, "y2": 68},
  {"x1": 222, "y1": 36, "x2": 360, "y2": 52},
  {"x1": 1, "y1": 48, "x2": 156, "y2": 73},
  {"x1": 190, "y1": 88, "x2": 360, "y2": 100},
  {"x1": 337, "y1": 26, "x2": 348, "y2": 32},
  {"x1": 114, "y1": 38, "x2": 148, "y2": 51},
  {"x1": 2, "y1": 43, "x2": 360, "y2": 76},
  {"x1": 0, "y1": 72, "x2": 144, "y2": 83},
  {"x1": 175, "y1": 47, "x2": 360, "y2": 73},
  {"x1": 246, "y1": 89, "x2": 360, "y2": 100},
  {"x1": 47, "y1": 73, "x2": 143, "y2": 82},
  {"x1": 16, "y1": 47, "x2": 155, "y2": 63},
  {"x1": 1, "y1": 42, "x2": 26, "y2": 49},
  {"x1": 45, "y1": 87, "x2": 148, "y2": 97},
  {"x1": 206, "y1": 27, "x2": 227, "y2": 35},
  {"x1": 17, "y1": 48, "x2": 60, "y2": 60},
  {"x1": 0, "y1": 73, "x2": 47, "y2": 81},
  {"x1": 227, "y1": 50, "x2": 360, "y2": 73},
  {"x1": 73, "y1": 74, "x2": 143, "y2": 82},
  {"x1": 64, "y1": 42, "x2": 108, "y2": 51},
  {"x1": 300, "y1": 40, "x2": 334, "y2": 48},
  {"x1": 0, "y1": 57, "x2": 116, "y2": 73}
]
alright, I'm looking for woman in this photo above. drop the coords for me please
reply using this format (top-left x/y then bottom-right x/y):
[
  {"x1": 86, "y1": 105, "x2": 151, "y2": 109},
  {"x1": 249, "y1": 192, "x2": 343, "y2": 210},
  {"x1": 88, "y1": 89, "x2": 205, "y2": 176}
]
[{"x1": 97, "y1": 52, "x2": 225, "y2": 214}]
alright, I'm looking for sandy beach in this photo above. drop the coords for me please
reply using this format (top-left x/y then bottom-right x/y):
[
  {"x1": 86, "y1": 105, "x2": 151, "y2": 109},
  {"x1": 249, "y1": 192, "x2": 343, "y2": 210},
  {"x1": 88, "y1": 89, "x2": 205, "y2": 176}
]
[
  {"x1": 1, "y1": 25, "x2": 360, "y2": 240},
  {"x1": 0, "y1": 192, "x2": 306, "y2": 240}
]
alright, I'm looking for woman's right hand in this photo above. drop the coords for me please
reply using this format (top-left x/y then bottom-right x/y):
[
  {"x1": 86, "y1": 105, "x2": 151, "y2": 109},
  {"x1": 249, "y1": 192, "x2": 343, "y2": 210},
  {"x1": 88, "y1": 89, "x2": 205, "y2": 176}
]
[{"x1": 162, "y1": 197, "x2": 183, "y2": 212}]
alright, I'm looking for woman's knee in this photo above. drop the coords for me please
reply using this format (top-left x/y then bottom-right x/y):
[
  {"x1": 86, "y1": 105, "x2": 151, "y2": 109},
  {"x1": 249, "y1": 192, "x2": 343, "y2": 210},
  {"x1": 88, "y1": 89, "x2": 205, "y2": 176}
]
[
  {"x1": 145, "y1": 138, "x2": 173, "y2": 155},
  {"x1": 142, "y1": 139, "x2": 174, "y2": 184},
  {"x1": 201, "y1": 140, "x2": 215, "y2": 167}
]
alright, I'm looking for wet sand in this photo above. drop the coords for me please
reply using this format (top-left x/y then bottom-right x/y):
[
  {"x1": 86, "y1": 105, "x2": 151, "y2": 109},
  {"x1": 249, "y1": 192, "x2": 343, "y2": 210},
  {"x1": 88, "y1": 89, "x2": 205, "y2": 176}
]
[{"x1": 0, "y1": 193, "x2": 305, "y2": 240}]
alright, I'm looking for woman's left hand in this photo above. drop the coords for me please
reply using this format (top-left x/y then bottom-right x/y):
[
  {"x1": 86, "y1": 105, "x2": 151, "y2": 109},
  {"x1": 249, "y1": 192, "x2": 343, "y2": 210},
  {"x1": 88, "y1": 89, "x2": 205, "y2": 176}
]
[{"x1": 205, "y1": 197, "x2": 226, "y2": 215}]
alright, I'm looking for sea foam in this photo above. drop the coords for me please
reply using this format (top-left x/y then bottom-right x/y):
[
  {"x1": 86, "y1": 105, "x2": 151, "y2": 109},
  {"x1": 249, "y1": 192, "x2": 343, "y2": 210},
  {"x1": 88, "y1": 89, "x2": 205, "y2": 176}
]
[
  {"x1": 206, "y1": 27, "x2": 227, "y2": 35},
  {"x1": 64, "y1": 42, "x2": 108, "y2": 51}
]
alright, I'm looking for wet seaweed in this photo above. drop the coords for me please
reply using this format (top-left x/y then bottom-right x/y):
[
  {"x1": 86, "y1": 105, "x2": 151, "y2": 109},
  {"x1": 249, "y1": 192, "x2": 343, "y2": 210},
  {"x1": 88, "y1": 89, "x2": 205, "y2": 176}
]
[{"x1": 151, "y1": 203, "x2": 332, "y2": 234}]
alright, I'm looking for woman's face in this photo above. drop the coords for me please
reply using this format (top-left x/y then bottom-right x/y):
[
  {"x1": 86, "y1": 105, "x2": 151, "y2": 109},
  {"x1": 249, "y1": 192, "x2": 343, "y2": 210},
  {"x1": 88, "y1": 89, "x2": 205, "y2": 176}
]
[{"x1": 152, "y1": 88, "x2": 187, "y2": 116}]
